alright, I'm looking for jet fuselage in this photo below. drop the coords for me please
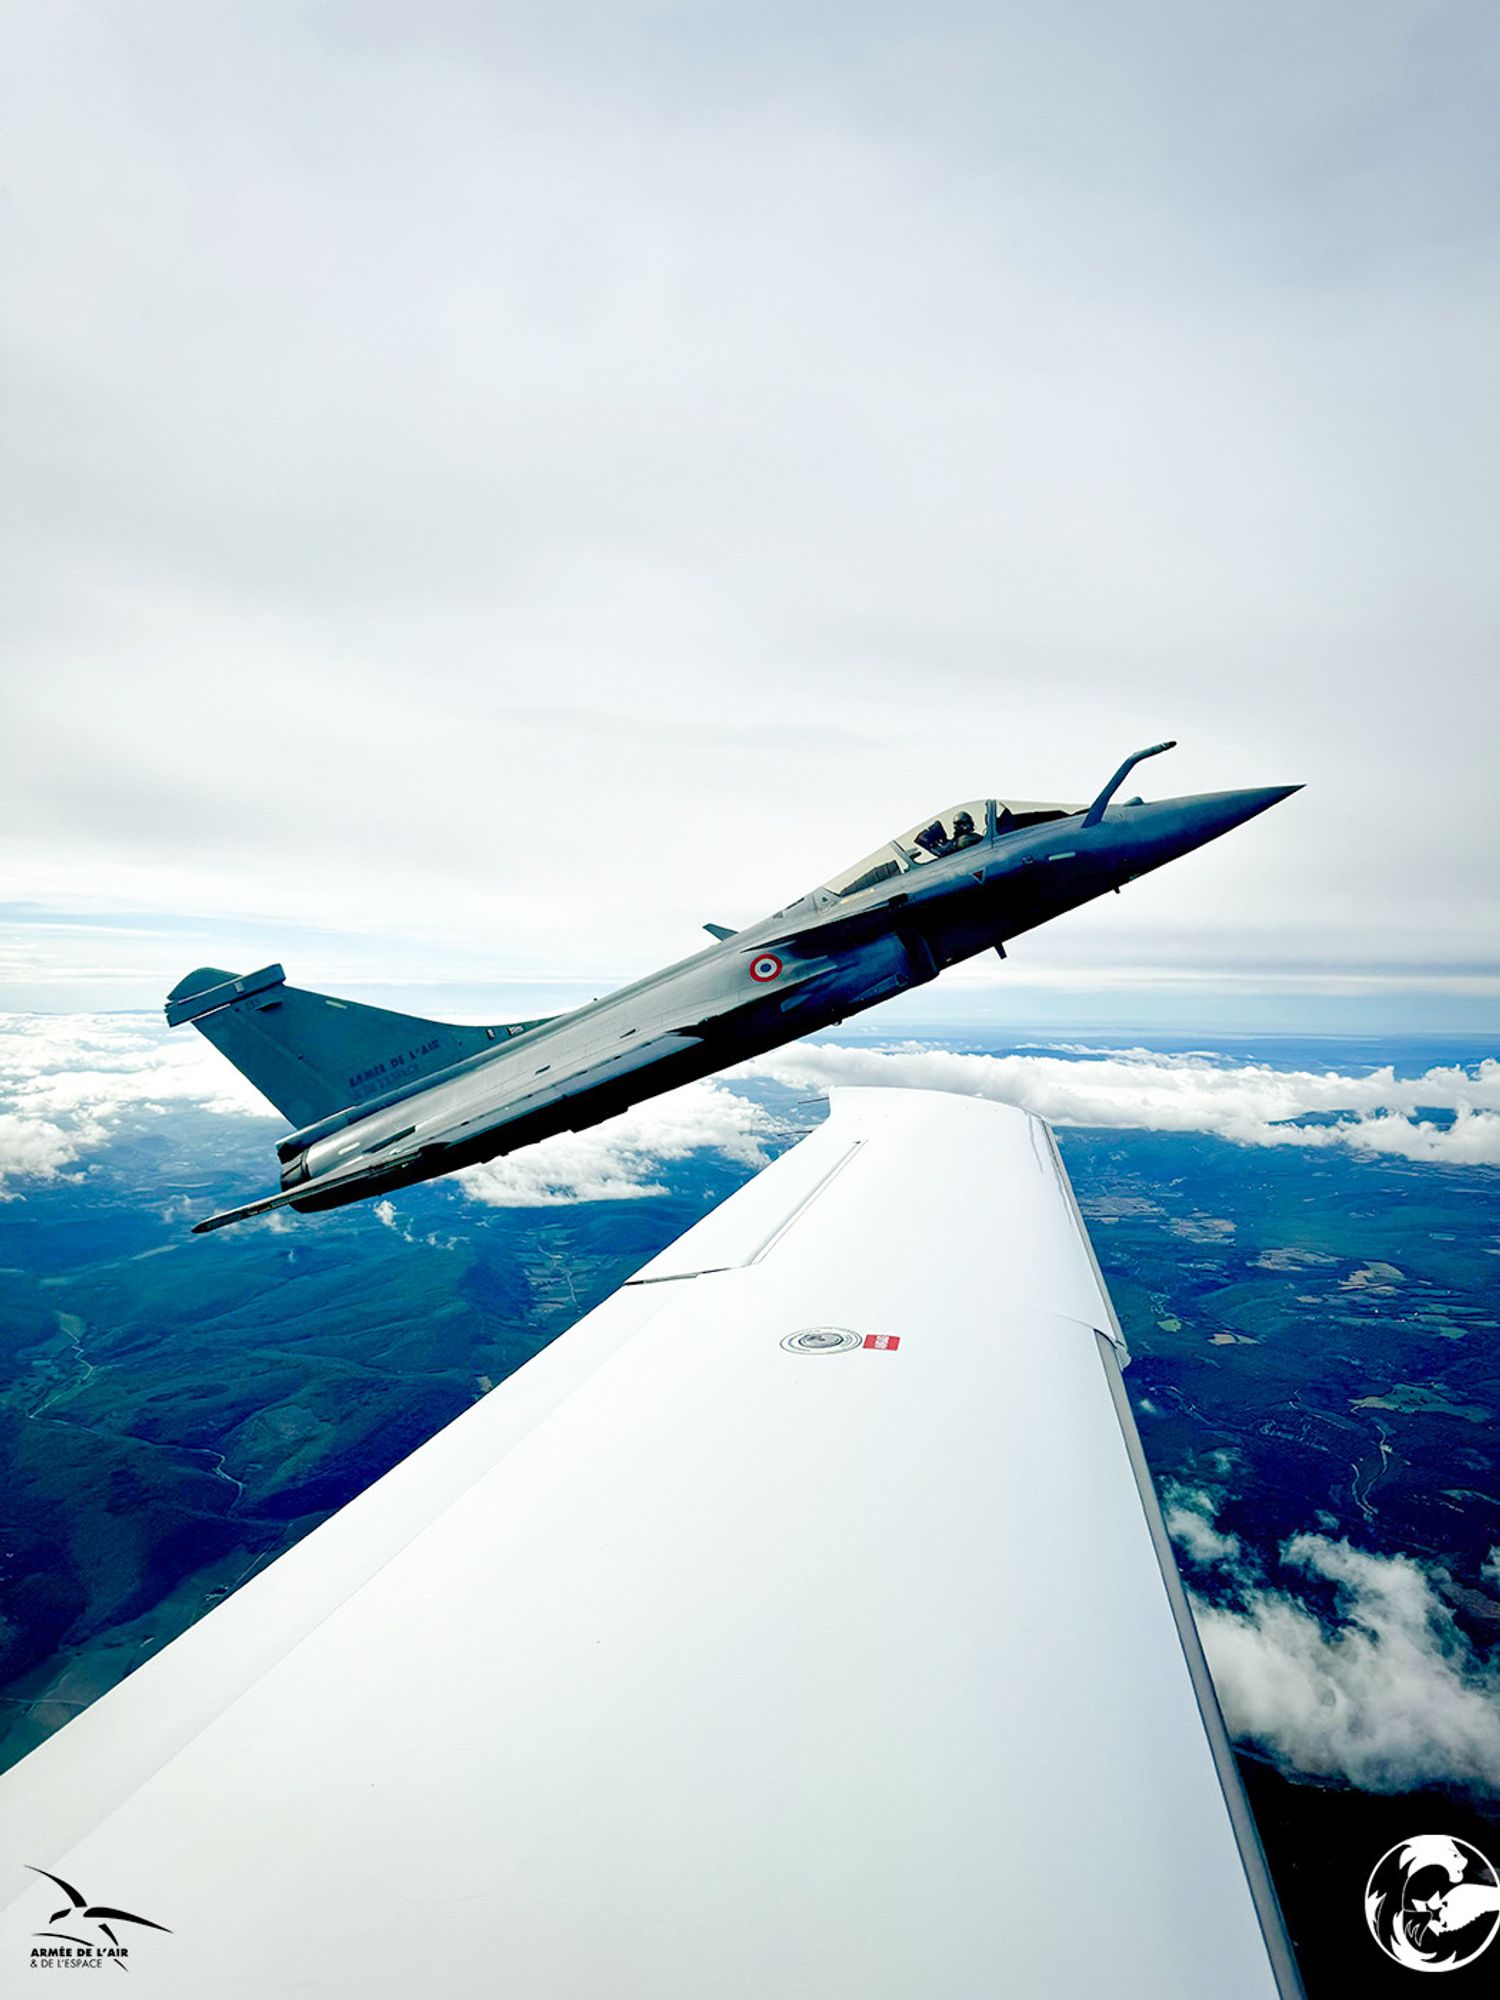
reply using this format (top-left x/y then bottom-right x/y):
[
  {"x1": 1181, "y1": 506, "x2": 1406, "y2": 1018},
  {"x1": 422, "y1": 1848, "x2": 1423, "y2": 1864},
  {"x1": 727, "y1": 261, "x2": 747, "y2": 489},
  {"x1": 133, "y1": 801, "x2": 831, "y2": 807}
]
[{"x1": 168, "y1": 760, "x2": 1298, "y2": 1232}]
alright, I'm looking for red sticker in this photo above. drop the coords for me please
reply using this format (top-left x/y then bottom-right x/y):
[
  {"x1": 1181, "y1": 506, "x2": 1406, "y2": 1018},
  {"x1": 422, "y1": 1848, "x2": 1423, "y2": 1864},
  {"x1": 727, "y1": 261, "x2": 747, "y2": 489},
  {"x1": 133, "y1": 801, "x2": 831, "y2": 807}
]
[
  {"x1": 863, "y1": 1334, "x2": 900, "y2": 1351},
  {"x1": 749, "y1": 953, "x2": 783, "y2": 983}
]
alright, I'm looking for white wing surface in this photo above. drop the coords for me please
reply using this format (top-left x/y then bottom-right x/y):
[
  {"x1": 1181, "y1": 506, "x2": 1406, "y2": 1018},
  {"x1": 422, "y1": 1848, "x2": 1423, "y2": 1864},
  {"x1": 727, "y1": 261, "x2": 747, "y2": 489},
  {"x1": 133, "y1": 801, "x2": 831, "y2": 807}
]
[{"x1": 0, "y1": 1087, "x2": 1302, "y2": 1997}]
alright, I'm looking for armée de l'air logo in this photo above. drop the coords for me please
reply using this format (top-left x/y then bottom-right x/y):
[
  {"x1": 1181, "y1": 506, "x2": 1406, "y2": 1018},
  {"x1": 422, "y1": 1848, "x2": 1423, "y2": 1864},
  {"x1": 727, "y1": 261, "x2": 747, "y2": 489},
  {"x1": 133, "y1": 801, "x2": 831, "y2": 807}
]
[{"x1": 24, "y1": 1866, "x2": 171, "y2": 1973}]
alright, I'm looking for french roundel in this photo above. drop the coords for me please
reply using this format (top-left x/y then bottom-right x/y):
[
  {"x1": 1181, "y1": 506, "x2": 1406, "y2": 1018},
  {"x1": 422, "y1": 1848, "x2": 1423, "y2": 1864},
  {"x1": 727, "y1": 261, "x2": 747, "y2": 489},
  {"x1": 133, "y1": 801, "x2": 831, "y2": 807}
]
[{"x1": 749, "y1": 953, "x2": 783, "y2": 983}]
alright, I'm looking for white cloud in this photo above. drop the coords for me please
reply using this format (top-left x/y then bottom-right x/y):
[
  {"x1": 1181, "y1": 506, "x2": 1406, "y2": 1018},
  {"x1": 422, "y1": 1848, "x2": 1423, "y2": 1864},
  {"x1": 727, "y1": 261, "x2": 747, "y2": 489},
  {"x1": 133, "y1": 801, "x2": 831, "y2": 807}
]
[
  {"x1": 0, "y1": 1009, "x2": 786, "y2": 1219},
  {"x1": 0, "y1": 1112, "x2": 81, "y2": 1194},
  {"x1": 740, "y1": 1043, "x2": 1500, "y2": 1164},
  {"x1": 456, "y1": 1080, "x2": 777, "y2": 1207},
  {"x1": 1166, "y1": 1490, "x2": 1500, "y2": 1794},
  {"x1": 1162, "y1": 1483, "x2": 1244, "y2": 1566},
  {"x1": 1, "y1": 7, "x2": 1496, "y2": 1004},
  {"x1": 371, "y1": 1196, "x2": 460, "y2": 1249},
  {"x1": 0, "y1": 1011, "x2": 268, "y2": 1191},
  {"x1": 4, "y1": 1012, "x2": 1497, "y2": 1202}
]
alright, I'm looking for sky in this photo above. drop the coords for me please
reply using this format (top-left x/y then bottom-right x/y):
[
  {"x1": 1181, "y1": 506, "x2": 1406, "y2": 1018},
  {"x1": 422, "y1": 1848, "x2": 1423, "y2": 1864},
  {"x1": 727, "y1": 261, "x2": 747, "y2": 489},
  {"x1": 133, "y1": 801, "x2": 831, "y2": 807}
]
[{"x1": 3, "y1": 1, "x2": 1497, "y2": 1030}]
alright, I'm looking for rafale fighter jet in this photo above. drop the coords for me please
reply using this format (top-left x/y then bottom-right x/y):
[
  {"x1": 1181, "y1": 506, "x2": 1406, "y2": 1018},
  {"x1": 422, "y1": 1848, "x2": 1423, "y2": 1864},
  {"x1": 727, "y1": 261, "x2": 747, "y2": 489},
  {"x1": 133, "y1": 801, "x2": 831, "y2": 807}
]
[{"x1": 168, "y1": 742, "x2": 1298, "y2": 1232}]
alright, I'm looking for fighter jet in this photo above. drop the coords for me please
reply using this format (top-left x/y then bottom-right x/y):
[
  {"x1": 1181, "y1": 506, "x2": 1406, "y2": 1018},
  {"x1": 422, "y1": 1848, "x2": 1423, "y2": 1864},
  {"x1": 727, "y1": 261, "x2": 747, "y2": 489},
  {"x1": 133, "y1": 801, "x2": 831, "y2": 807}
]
[{"x1": 168, "y1": 742, "x2": 1299, "y2": 1232}]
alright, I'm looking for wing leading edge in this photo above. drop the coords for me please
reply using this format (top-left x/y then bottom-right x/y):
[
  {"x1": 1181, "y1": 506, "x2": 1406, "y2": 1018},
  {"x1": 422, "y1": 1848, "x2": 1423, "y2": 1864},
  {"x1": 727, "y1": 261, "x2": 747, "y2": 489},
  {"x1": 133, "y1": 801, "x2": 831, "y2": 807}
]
[{"x1": 0, "y1": 1089, "x2": 1302, "y2": 1998}]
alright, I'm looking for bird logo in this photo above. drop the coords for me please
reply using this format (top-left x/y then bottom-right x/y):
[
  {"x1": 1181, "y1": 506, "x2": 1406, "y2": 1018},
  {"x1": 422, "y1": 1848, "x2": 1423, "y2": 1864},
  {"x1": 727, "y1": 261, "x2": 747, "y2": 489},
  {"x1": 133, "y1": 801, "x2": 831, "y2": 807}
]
[{"x1": 28, "y1": 1865, "x2": 172, "y2": 1968}]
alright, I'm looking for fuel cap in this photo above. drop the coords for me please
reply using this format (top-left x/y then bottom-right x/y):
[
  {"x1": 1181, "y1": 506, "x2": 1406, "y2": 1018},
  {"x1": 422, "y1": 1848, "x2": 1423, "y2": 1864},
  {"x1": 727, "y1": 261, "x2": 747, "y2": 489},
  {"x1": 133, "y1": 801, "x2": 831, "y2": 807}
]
[{"x1": 780, "y1": 1326, "x2": 863, "y2": 1355}]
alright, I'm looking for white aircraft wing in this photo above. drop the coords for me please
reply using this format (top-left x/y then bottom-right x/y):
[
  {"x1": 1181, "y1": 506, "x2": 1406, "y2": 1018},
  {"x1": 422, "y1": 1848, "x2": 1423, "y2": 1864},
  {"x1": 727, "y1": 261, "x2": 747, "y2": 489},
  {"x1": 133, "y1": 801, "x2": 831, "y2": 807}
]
[{"x1": 0, "y1": 1087, "x2": 1303, "y2": 1997}]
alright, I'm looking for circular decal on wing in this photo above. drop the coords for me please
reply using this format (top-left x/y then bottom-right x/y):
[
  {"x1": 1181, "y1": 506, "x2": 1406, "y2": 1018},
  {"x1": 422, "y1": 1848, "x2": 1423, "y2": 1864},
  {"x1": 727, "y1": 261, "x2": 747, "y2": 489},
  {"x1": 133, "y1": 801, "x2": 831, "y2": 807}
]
[
  {"x1": 749, "y1": 953, "x2": 783, "y2": 983},
  {"x1": 780, "y1": 1326, "x2": 863, "y2": 1355}
]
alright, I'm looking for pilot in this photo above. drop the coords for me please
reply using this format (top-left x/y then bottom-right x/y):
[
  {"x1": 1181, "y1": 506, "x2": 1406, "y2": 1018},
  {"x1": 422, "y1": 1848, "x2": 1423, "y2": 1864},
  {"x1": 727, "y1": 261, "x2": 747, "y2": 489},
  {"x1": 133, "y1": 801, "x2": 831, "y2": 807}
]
[{"x1": 949, "y1": 810, "x2": 982, "y2": 850}]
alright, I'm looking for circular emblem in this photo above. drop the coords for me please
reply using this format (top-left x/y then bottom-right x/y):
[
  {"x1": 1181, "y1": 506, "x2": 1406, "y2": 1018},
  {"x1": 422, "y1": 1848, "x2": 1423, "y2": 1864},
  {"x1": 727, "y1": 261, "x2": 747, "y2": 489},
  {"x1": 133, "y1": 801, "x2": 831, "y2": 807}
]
[
  {"x1": 780, "y1": 1326, "x2": 863, "y2": 1355},
  {"x1": 749, "y1": 953, "x2": 783, "y2": 983},
  {"x1": 1364, "y1": 1835, "x2": 1500, "y2": 1972}
]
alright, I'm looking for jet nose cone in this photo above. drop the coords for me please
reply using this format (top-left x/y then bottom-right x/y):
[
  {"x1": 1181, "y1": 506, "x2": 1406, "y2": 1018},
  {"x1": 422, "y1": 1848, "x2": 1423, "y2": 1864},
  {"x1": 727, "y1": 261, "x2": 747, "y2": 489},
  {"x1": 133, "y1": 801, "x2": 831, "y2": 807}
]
[
  {"x1": 1135, "y1": 784, "x2": 1302, "y2": 866},
  {"x1": 1198, "y1": 783, "x2": 1304, "y2": 833}
]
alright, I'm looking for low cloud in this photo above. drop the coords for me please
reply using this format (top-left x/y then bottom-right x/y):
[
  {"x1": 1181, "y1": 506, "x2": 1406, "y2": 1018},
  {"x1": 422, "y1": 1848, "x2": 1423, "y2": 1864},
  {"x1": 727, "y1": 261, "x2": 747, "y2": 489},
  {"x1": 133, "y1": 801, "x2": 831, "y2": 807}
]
[
  {"x1": 457, "y1": 1081, "x2": 777, "y2": 1207},
  {"x1": 740, "y1": 1043, "x2": 1500, "y2": 1164},
  {"x1": 0, "y1": 1112, "x2": 81, "y2": 1193},
  {"x1": 1167, "y1": 1487, "x2": 1500, "y2": 1794},
  {"x1": 1162, "y1": 1483, "x2": 1244, "y2": 1566},
  {"x1": 0, "y1": 1012, "x2": 779, "y2": 1207},
  {"x1": 4, "y1": 1014, "x2": 1496, "y2": 1203},
  {"x1": 372, "y1": 1196, "x2": 460, "y2": 1250},
  {"x1": 0, "y1": 1011, "x2": 267, "y2": 1192}
]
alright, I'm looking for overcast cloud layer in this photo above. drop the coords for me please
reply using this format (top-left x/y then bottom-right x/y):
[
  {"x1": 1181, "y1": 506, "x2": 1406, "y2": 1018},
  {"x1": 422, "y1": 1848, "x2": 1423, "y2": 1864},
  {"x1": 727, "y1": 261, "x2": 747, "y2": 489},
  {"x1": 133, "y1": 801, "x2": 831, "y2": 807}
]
[{"x1": 2, "y1": 4, "x2": 1497, "y2": 1017}]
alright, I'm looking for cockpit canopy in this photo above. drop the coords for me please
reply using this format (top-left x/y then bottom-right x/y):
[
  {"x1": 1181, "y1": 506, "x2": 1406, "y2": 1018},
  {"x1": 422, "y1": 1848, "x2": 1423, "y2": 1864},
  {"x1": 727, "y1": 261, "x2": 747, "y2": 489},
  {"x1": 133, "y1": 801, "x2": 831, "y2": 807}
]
[{"x1": 820, "y1": 797, "x2": 1083, "y2": 900}]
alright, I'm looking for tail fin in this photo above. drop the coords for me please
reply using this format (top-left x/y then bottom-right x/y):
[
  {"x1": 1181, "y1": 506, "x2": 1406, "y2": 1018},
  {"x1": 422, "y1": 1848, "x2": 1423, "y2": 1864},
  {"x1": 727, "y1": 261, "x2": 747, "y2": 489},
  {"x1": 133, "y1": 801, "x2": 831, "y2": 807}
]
[{"x1": 165, "y1": 965, "x2": 554, "y2": 1129}]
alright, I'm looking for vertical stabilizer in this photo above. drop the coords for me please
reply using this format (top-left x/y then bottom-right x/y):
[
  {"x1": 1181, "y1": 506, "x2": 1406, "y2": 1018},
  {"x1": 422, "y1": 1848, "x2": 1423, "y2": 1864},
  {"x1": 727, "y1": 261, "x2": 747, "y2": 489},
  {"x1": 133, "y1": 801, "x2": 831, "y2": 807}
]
[{"x1": 165, "y1": 966, "x2": 548, "y2": 1128}]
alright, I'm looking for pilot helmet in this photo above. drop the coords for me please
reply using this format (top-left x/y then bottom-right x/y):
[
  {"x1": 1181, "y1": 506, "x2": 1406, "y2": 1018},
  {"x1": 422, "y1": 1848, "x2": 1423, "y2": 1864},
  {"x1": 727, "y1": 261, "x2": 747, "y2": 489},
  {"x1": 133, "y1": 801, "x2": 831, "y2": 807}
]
[{"x1": 953, "y1": 811, "x2": 975, "y2": 832}]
